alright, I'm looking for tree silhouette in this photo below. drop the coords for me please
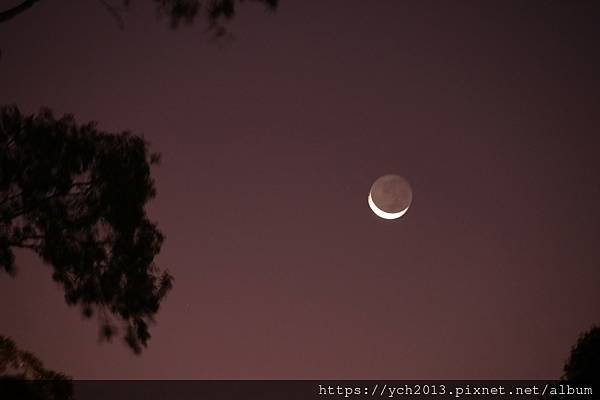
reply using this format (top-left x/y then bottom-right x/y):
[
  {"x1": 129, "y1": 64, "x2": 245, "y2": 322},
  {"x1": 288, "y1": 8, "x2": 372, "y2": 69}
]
[
  {"x1": 0, "y1": 105, "x2": 172, "y2": 354},
  {"x1": 562, "y1": 325, "x2": 600, "y2": 382},
  {"x1": 0, "y1": 335, "x2": 73, "y2": 400},
  {"x1": 0, "y1": 0, "x2": 278, "y2": 35}
]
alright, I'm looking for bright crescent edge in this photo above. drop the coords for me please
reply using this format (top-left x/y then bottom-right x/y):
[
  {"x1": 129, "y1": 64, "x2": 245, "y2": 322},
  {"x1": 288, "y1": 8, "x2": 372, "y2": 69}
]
[{"x1": 368, "y1": 192, "x2": 409, "y2": 219}]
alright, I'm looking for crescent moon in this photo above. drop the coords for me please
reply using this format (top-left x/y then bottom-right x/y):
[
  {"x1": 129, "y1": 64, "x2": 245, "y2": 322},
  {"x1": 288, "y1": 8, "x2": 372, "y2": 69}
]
[{"x1": 368, "y1": 192, "x2": 408, "y2": 219}]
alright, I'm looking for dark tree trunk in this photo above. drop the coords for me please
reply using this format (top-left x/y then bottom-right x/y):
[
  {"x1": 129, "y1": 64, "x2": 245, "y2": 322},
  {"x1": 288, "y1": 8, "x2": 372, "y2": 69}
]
[{"x1": 0, "y1": 0, "x2": 41, "y2": 23}]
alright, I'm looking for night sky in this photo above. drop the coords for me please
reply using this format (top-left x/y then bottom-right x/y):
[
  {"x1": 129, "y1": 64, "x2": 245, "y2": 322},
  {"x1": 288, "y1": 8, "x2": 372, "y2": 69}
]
[{"x1": 1, "y1": 0, "x2": 600, "y2": 379}]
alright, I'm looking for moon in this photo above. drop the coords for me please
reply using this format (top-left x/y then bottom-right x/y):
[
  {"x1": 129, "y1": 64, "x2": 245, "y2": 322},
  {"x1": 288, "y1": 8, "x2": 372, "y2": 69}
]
[{"x1": 368, "y1": 174, "x2": 412, "y2": 220}]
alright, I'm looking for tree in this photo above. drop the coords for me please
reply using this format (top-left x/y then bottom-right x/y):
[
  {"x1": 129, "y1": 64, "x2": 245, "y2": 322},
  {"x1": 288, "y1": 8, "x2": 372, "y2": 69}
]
[
  {"x1": 562, "y1": 325, "x2": 600, "y2": 382},
  {"x1": 1, "y1": 105, "x2": 172, "y2": 354},
  {"x1": 0, "y1": 0, "x2": 278, "y2": 35},
  {"x1": 0, "y1": 335, "x2": 73, "y2": 400}
]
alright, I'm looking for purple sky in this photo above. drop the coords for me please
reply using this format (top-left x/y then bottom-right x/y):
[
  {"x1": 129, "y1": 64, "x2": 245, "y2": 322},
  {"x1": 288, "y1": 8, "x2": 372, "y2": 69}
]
[{"x1": 1, "y1": 0, "x2": 600, "y2": 379}]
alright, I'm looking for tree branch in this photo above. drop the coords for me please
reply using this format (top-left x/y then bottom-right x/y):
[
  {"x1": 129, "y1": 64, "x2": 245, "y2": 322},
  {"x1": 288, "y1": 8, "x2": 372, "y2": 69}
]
[
  {"x1": 0, "y1": 0, "x2": 41, "y2": 24},
  {"x1": 3, "y1": 180, "x2": 97, "y2": 218},
  {"x1": 8, "y1": 242, "x2": 38, "y2": 250},
  {"x1": 99, "y1": 0, "x2": 125, "y2": 30}
]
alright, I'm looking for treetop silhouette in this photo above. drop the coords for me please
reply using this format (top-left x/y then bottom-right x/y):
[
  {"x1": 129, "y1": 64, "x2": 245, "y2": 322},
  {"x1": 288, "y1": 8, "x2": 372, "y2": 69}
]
[
  {"x1": 0, "y1": 335, "x2": 70, "y2": 380},
  {"x1": 0, "y1": 0, "x2": 278, "y2": 35},
  {"x1": 0, "y1": 105, "x2": 172, "y2": 354},
  {"x1": 563, "y1": 325, "x2": 600, "y2": 382}
]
